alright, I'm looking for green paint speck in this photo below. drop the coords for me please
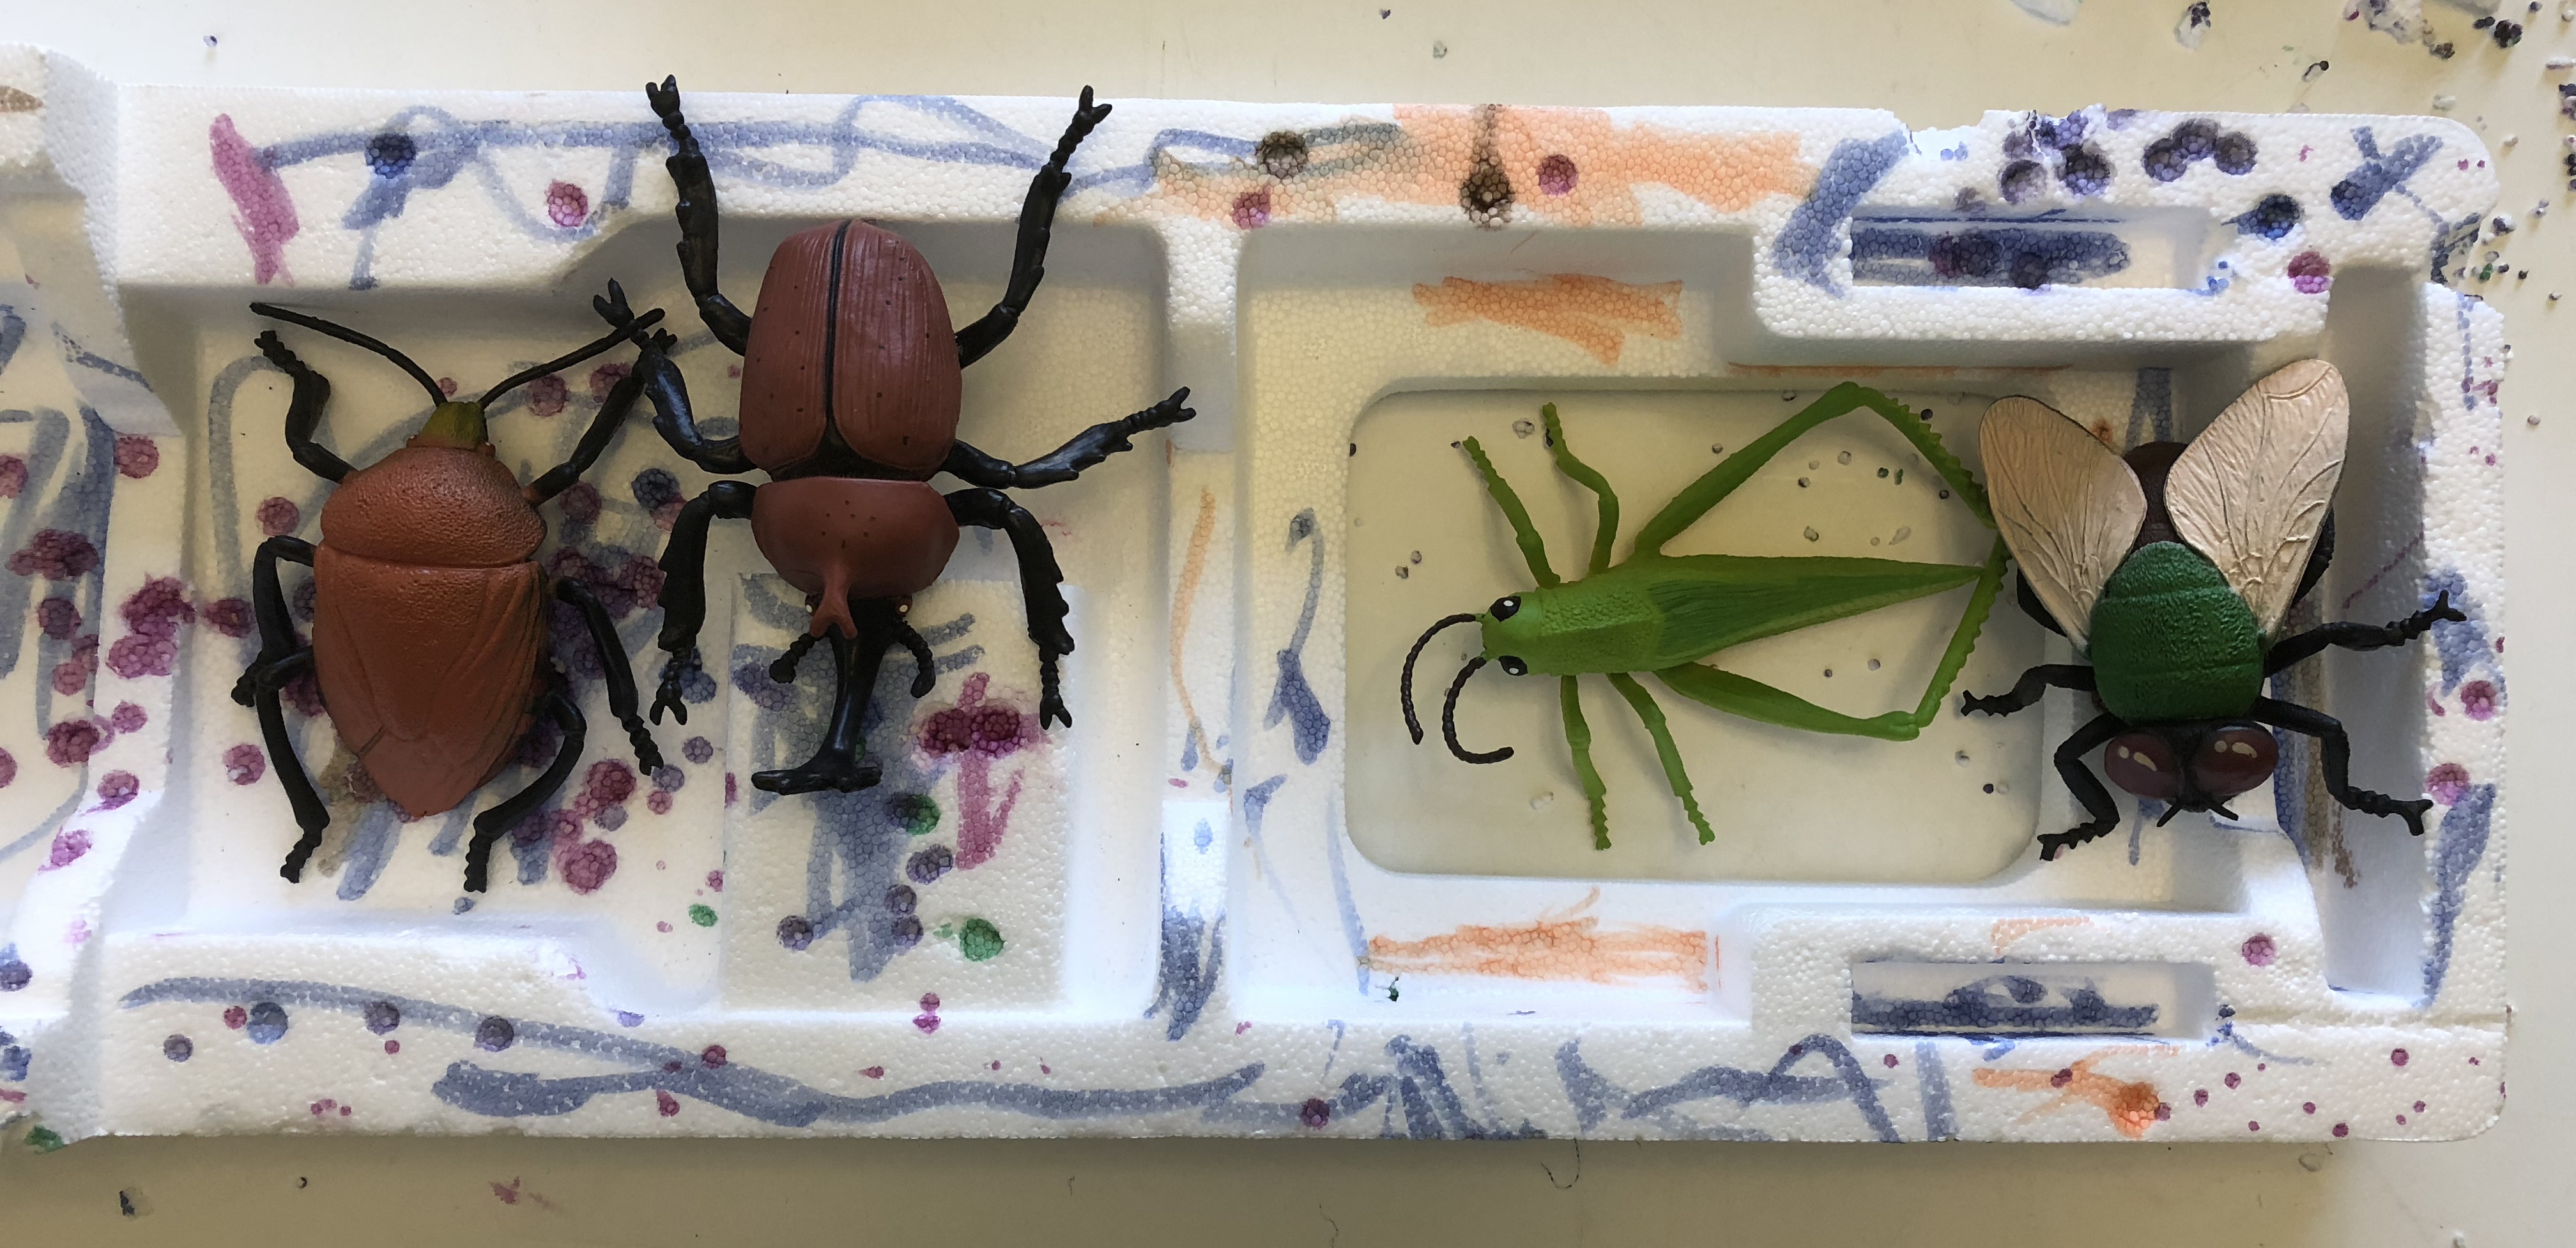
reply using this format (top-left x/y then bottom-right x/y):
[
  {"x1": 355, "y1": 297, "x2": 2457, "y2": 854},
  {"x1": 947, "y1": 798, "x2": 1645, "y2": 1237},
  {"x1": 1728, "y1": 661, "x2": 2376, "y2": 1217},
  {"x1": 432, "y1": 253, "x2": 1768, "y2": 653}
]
[
  {"x1": 1877, "y1": 467, "x2": 1889, "y2": 478},
  {"x1": 687, "y1": 904, "x2": 717, "y2": 927},
  {"x1": 959, "y1": 918, "x2": 1006, "y2": 962},
  {"x1": 24, "y1": 1125, "x2": 65, "y2": 1153},
  {"x1": 894, "y1": 793, "x2": 940, "y2": 836}
]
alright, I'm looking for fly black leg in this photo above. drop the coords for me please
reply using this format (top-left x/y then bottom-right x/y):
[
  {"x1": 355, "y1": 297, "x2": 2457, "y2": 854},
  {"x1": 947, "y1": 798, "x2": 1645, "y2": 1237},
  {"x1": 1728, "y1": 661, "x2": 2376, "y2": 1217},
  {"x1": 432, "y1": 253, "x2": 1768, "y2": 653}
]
[
  {"x1": 556, "y1": 579, "x2": 664, "y2": 773},
  {"x1": 595, "y1": 285, "x2": 751, "y2": 475},
  {"x1": 755, "y1": 598, "x2": 901, "y2": 795},
  {"x1": 1959, "y1": 664, "x2": 2097, "y2": 717},
  {"x1": 954, "y1": 87, "x2": 1115, "y2": 368},
  {"x1": 252, "y1": 331, "x2": 352, "y2": 483},
  {"x1": 645, "y1": 76, "x2": 753, "y2": 355},
  {"x1": 2249, "y1": 697, "x2": 2435, "y2": 837},
  {"x1": 650, "y1": 480, "x2": 758, "y2": 723},
  {"x1": 2038, "y1": 712, "x2": 2129, "y2": 860},
  {"x1": 245, "y1": 650, "x2": 332, "y2": 881},
  {"x1": 463, "y1": 689, "x2": 586, "y2": 894},
  {"x1": 947, "y1": 487, "x2": 1075, "y2": 727},
  {"x1": 2264, "y1": 591, "x2": 2465, "y2": 676},
  {"x1": 940, "y1": 388, "x2": 1195, "y2": 489}
]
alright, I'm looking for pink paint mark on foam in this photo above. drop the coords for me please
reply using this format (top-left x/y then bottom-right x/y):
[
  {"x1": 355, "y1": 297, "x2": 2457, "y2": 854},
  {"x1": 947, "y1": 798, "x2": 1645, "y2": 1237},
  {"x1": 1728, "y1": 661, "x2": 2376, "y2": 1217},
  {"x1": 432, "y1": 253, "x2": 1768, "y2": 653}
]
[
  {"x1": 209, "y1": 114, "x2": 299, "y2": 285},
  {"x1": 39, "y1": 828, "x2": 89, "y2": 871},
  {"x1": 918, "y1": 673, "x2": 1034, "y2": 870}
]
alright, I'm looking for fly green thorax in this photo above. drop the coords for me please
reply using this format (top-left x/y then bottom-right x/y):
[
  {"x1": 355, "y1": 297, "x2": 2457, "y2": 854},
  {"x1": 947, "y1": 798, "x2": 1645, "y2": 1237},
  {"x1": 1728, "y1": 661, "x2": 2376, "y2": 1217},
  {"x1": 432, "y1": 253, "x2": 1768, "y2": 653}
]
[
  {"x1": 1410, "y1": 389, "x2": 2008, "y2": 851},
  {"x1": 2085, "y1": 540, "x2": 2265, "y2": 722}
]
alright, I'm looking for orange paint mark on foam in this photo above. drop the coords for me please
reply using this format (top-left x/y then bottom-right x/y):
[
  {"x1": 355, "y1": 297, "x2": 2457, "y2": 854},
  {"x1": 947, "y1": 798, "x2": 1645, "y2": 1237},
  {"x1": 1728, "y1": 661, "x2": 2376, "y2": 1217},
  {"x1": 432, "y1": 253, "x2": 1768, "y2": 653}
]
[
  {"x1": 1117, "y1": 106, "x2": 1811, "y2": 230},
  {"x1": 1989, "y1": 915, "x2": 2090, "y2": 955},
  {"x1": 1414, "y1": 274, "x2": 1682, "y2": 365},
  {"x1": 1168, "y1": 487, "x2": 1220, "y2": 775},
  {"x1": 1973, "y1": 1053, "x2": 2166, "y2": 1139},
  {"x1": 1364, "y1": 889, "x2": 1709, "y2": 993}
]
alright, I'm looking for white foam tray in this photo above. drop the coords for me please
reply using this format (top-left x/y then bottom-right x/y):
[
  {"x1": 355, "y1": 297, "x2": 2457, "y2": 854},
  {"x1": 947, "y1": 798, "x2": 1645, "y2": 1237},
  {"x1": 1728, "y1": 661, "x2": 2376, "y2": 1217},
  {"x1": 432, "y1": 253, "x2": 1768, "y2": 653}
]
[{"x1": 0, "y1": 47, "x2": 2508, "y2": 1142}]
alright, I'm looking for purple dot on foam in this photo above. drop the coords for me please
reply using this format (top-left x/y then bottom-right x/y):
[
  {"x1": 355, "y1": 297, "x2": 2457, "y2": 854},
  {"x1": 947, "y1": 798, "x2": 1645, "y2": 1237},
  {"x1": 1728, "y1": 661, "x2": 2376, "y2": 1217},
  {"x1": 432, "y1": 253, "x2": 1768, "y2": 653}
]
[
  {"x1": 2194, "y1": 1088, "x2": 2209, "y2": 1106},
  {"x1": 2391, "y1": 1047, "x2": 2410, "y2": 1067},
  {"x1": 474, "y1": 1016, "x2": 516, "y2": 1053},
  {"x1": 243, "y1": 1001, "x2": 288, "y2": 1044},
  {"x1": 2248, "y1": 1120, "x2": 2260, "y2": 1132},
  {"x1": 2303, "y1": 1102, "x2": 2316, "y2": 1115},
  {"x1": 2333, "y1": 1123, "x2": 2349, "y2": 1138},
  {"x1": 1299, "y1": 1097, "x2": 1333, "y2": 1129},
  {"x1": 2225, "y1": 1072, "x2": 2241, "y2": 1089},
  {"x1": 683, "y1": 736, "x2": 714, "y2": 765},
  {"x1": 1536, "y1": 153, "x2": 1578, "y2": 195},
  {"x1": 362, "y1": 1000, "x2": 400, "y2": 1034},
  {"x1": 162, "y1": 1034, "x2": 192, "y2": 1062},
  {"x1": 2396, "y1": 1114, "x2": 2408, "y2": 1125},
  {"x1": 617, "y1": 1012, "x2": 643, "y2": 1028},
  {"x1": 1882, "y1": 1054, "x2": 1899, "y2": 1068},
  {"x1": 2414, "y1": 1100, "x2": 2426, "y2": 1113},
  {"x1": 2240, "y1": 932, "x2": 2276, "y2": 966},
  {"x1": 777, "y1": 915, "x2": 815, "y2": 952}
]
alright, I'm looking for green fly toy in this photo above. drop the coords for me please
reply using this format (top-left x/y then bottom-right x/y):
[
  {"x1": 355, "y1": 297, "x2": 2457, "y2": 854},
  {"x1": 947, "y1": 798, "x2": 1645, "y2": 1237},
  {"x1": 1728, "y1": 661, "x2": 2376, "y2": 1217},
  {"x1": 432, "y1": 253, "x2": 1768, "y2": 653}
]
[{"x1": 1400, "y1": 383, "x2": 2009, "y2": 848}]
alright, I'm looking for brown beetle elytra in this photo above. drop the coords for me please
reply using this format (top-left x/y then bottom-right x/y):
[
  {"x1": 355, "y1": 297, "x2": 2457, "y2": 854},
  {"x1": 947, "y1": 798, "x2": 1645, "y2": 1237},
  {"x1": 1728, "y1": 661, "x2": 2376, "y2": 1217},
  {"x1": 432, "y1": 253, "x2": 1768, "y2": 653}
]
[
  {"x1": 617, "y1": 77, "x2": 1194, "y2": 796},
  {"x1": 234, "y1": 295, "x2": 666, "y2": 892}
]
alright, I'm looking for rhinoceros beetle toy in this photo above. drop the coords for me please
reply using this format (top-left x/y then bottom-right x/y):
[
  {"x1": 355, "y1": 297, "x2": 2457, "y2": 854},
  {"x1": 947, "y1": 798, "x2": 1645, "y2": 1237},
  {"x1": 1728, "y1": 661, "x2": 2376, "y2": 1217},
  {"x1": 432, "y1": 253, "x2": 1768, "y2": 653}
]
[
  {"x1": 611, "y1": 77, "x2": 1193, "y2": 795},
  {"x1": 1960, "y1": 360, "x2": 2464, "y2": 860},
  {"x1": 235, "y1": 293, "x2": 668, "y2": 892}
]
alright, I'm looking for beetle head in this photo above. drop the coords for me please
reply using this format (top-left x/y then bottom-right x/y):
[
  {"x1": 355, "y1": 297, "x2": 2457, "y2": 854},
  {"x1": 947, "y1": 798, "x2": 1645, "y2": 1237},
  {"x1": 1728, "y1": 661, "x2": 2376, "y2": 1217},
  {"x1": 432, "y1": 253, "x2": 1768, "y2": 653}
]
[
  {"x1": 2101, "y1": 720, "x2": 2278, "y2": 821},
  {"x1": 411, "y1": 400, "x2": 493, "y2": 453}
]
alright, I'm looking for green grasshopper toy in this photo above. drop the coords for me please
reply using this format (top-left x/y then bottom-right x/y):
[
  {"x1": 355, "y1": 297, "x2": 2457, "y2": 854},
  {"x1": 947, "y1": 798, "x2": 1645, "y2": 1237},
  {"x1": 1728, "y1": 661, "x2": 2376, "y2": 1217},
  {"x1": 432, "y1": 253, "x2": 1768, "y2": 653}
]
[{"x1": 1401, "y1": 383, "x2": 2009, "y2": 848}]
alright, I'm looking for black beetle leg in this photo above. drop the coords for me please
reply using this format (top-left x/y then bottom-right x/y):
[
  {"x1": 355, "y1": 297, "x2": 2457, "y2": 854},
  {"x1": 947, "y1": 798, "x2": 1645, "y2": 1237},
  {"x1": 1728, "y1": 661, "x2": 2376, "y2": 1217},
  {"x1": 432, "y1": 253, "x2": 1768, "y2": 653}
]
[
  {"x1": 955, "y1": 86, "x2": 1113, "y2": 368},
  {"x1": 250, "y1": 649, "x2": 332, "y2": 882},
  {"x1": 645, "y1": 75, "x2": 754, "y2": 354},
  {"x1": 556, "y1": 578, "x2": 663, "y2": 774},
  {"x1": 650, "y1": 480, "x2": 758, "y2": 723},
  {"x1": 463, "y1": 689, "x2": 586, "y2": 894},
  {"x1": 234, "y1": 535, "x2": 317, "y2": 708},
  {"x1": 895, "y1": 616, "x2": 937, "y2": 697},
  {"x1": 947, "y1": 487, "x2": 1073, "y2": 728},
  {"x1": 2036, "y1": 712, "x2": 2128, "y2": 861},
  {"x1": 753, "y1": 600, "x2": 899, "y2": 796},
  {"x1": 940, "y1": 388, "x2": 1196, "y2": 490}
]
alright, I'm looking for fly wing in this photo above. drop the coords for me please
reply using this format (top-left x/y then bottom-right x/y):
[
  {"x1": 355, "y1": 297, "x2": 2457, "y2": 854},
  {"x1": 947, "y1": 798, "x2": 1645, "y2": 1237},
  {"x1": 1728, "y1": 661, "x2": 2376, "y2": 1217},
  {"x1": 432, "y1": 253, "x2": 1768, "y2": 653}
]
[
  {"x1": 2165, "y1": 359, "x2": 2347, "y2": 639},
  {"x1": 1978, "y1": 395, "x2": 2145, "y2": 652}
]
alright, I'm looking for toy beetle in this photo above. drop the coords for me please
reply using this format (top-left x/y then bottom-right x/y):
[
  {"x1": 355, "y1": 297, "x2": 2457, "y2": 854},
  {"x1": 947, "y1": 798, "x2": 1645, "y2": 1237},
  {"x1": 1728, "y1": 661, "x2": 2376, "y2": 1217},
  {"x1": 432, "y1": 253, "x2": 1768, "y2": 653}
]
[
  {"x1": 235, "y1": 294, "x2": 667, "y2": 891},
  {"x1": 615, "y1": 77, "x2": 1193, "y2": 795},
  {"x1": 1959, "y1": 359, "x2": 2463, "y2": 858}
]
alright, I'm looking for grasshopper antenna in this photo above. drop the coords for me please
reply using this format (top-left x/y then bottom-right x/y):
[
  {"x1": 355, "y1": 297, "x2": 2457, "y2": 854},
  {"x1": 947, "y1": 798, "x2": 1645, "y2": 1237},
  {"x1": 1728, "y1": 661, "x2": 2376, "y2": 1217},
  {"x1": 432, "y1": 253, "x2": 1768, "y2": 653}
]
[
  {"x1": 1402, "y1": 613, "x2": 1479, "y2": 744},
  {"x1": 1441, "y1": 656, "x2": 1513, "y2": 764}
]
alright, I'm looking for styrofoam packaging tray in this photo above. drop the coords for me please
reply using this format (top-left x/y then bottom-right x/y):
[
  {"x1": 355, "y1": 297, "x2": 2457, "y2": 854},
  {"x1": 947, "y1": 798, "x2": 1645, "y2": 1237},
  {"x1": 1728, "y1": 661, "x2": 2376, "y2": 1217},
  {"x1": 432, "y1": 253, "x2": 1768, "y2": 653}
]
[{"x1": 0, "y1": 47, "x2": 2508, "y2": 1142}]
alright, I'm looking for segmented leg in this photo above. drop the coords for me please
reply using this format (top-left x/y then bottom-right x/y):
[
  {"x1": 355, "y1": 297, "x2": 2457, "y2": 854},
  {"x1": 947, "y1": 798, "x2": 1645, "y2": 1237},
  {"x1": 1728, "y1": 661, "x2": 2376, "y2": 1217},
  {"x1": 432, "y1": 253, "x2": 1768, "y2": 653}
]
[
  {"x1": 2039, "y1": 712, "x2": 2129, "y2": 860},
  {"x1": 650, "y1": 480, "x2": 758, "y2": 723},
  {"x1": 597, "y1": 286, "x2": 751, "y2": 474},
  {"x1": 894, "y1": 616, "x2": 938, "y2": 697},
  {"x1": 755, "y1": 600, "x2": 901, "y2": 795},
  {"x1": 645, "y1": 75, "x2": 754, "y2": 354},
  {"x1": 947, "y1": 487, "x2": 1076, "y2": 728},
  {"x1": 2264, "y1": 590, "x2": 2463, "y2": 676},
  {"x1": 1538, "y1": 404, "x2": 1621, "y2": 576},
  {"x1": 1960, "y1": 662, "x2": 2099, "y2": 717},
  {"x1": 1560, "y1": 676, "x2": 1611, "y2": 850},
  {"x1": 555, "y1": 579, "x2": 663, "y2": 773},
  {"x1": 954, "y1": 87, "x2": 1114, "y2": 368},
  {"x1": 463, "y1": 689, "x2": 585, "y2": 894},
  {"x1": 1652, "y1": 662, "x2": 1921, "y2": 740},
  {"x1": 939, "y1": 388, "x2": 1195, "y2": 489},
  {"x1": 249, "y1": 650, "x2": 331, "y2": 881},
  {"x1": 251, "y1": 331, "x2": 351, "y2": 483},
  {"x1": 520, "y1": 285, "x2": 671, "y2": 501},
  {"x1": 2250, "y1": 697, "x2": 2435, "y2": 837},
  {"x1": 1460, "y1": 436, "x2": 1561, "y2": 587},
  {"x1": 1635, "y1": 383, "x2": 1993, "y2": 556},
  {"x1": 232, "y1": 535, "x2": 316, "y2": 707},
  {"x1": 1605, "y1": 673, "x2": 1714, "y2": 844}
]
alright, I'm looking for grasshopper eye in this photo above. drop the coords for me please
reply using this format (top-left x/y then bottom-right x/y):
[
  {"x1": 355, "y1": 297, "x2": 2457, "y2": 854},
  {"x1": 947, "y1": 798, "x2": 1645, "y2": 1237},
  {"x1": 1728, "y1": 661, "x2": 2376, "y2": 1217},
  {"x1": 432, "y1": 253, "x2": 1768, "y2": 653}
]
[
  {"x1": 1491, "y1": 596, "x2": 1520, "y2": 620},
  {"x1": 2103, "y1": 733, "x2": 2180, "y2": 801},
  {"x1": 2190, "y1": 726, "x2": 2278, "y2": 799},
  {"x1": 1498, "y1": 656, "x2": 1528, "y2": 676}
]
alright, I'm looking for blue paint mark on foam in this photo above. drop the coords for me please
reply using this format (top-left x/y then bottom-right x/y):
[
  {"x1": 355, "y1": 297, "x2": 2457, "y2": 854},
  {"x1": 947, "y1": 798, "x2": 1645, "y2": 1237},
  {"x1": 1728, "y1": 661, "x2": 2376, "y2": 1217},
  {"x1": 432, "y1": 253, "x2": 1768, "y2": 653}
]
[
  {"x1": 1240, "y1": 773, "x2": 1301, "y2": 924},
  {"x1": 1850, "y1": 975, "x2": 2160, "y2": 1035},
  {"x1": 1848, "y1": 225, "x2": 2130, "y2": 289},
  {"x1": 1265, "y1": 510, "x2": 1330, "y2": 765},
  {"x1": 2126, "y1": 367, "x2": 2174, "y2": 448},
  {"x1": 1146, "y1": 852, "x2": 1223, "y2": 1042},
  {"x1": 2421, "y1": 783, "x2": 2497, "y2": 1005},
  {"x1": 1771, "y1": 130, "x2": 1910, "y2": 294},
  {"x1": 2329, "y1": 127, "x2": 2441, "y2": 222},
  {"x1": 1379, "y1": 1035, "x2": 1540, "y2": 1139},
  {"x1": 2421, "y1": 568, "x2": 2498, "y2": 699},
  {"x1": 121, "y1": 977, "x2": 1266, "y2": 1129},
  {"x1": 2232, "y1": 194, "x2": 2303, "y2": 240},
  {"x1": 1913, "y1": 1041, "x2": 1957, "y2": 1140},
  {"x1": 1324, "y1": 799, "x2": 1370, "y2": 997},
  {"x1": 1560, "y1": 1033, "x2": 1898, "y2": 1142}
]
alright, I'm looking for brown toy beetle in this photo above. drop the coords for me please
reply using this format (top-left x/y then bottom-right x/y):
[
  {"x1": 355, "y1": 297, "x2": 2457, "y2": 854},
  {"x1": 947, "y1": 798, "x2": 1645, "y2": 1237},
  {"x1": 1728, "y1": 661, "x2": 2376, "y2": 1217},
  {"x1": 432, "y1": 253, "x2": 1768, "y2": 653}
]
[
  {"x1": 613, "y1": 77, "x2": 1193, "y2": 795},
  {"x1": 235, "y1": 293, "x2": 666, "y2": 892}
]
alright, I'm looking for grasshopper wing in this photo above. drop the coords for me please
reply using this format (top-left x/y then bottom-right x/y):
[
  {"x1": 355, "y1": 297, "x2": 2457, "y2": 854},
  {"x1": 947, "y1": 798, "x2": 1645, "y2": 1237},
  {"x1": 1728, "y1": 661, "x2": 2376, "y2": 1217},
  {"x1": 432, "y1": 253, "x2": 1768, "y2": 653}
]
[
  {"x1": 1979, "y1": 395, "x2": 2145, "y2": 652},
  {"x1": 2165, "y1": 359, "x2": 2347, "y2": 639}
]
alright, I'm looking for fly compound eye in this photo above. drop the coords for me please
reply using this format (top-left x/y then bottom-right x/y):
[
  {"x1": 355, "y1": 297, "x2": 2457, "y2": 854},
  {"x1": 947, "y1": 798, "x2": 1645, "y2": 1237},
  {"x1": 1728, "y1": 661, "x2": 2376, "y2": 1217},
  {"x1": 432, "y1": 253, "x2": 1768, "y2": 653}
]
[
  {"x1": 1490, "y1": 596, "x2": 1521, "y2": 621},
  {"x1": 1497, "y1": 656, "x2": 1528, "y2": 676},
  {"x1": 2102, "y1": 732, "x2": 2181, "y2": 800},
  {"x1": 2190, "y1": 726, "x2": 2278, "y2": 799}
]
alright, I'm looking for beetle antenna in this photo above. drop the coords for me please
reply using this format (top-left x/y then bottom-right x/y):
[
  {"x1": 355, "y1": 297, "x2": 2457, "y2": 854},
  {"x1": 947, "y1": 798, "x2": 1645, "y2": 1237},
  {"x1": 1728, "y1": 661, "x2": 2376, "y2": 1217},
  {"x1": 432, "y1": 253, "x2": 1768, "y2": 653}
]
[
  {"x1": 2155, "y1": 803, "x2": 2184, "y2": 827},
  {"x1": 1401, "y1": 613, "x2": 1479, "y2": 744},
  {"x1": 482, "y1": 306, "x2": 668, "y2": 406},
  {"x1": 1441, "y1": 657, "x2": 1513, "y2": 765},
  {"x1": 250, "y1": 303, "x2": 447, "y2": 404}
]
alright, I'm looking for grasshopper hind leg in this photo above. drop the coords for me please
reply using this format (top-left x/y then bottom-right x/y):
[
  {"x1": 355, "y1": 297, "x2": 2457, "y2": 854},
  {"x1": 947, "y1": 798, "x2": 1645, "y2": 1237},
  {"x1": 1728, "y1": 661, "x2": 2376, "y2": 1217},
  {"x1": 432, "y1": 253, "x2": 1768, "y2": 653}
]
[
  {"x1": 1558, "y1": 676, "x2": 1611, "y2": 850},
  {"x1": 1606, "y1": 673, "x2": 1715, "y2": 844}
]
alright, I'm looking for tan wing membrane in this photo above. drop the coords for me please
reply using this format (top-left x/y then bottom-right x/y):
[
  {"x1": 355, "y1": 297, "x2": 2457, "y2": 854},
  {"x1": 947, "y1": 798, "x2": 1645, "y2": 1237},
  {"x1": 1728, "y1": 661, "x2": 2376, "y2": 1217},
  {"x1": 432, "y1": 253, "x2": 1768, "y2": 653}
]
[
  {"x1": 1979, "y1": 395, "x2": 2147, "y2": 652},
  {"x1": 2166, "y1": 359, "x2": 2349, "y2": 638}
]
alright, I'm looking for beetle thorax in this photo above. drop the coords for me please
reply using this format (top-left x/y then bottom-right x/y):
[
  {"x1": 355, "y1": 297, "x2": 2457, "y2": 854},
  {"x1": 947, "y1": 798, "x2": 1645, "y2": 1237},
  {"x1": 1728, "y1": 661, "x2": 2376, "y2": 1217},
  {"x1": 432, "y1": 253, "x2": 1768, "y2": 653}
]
[
  {"x1": 320, "y1": 446, "x2": 544, "y2": 567},
  {"x1": 739, "y1": 220, "x2": 963, "y2": 480}
]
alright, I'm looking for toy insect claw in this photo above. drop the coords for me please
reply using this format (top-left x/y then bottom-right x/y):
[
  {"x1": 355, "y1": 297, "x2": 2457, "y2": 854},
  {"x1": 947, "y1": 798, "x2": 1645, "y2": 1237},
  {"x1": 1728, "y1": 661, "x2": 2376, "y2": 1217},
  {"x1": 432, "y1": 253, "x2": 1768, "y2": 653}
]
[{"x1": 236, "y1": 290, "x2": 668, "y2": 892}]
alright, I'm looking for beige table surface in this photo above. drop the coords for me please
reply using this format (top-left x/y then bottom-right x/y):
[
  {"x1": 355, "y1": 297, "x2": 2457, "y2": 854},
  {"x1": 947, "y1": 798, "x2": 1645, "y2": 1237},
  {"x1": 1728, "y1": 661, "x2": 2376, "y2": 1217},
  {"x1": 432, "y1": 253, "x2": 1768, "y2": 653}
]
[{"x1": 0, "y1": 1, "x2": 2566, "y2": 1242}]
